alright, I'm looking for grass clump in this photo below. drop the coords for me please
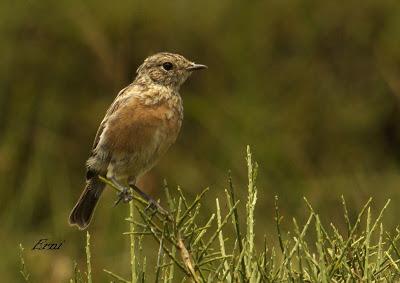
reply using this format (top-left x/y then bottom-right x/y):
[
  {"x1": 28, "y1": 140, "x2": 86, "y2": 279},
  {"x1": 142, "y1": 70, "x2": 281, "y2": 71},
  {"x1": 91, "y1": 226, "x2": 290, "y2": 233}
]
[{"x1": 21, "y1": 146, "x2": 400, "y2": 282}]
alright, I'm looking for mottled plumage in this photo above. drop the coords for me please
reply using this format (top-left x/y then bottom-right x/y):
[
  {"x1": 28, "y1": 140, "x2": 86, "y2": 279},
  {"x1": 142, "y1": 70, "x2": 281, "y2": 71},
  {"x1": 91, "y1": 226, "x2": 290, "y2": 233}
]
[{"x1": 69, "y1": 52, "x2": 206, "y2": 229}]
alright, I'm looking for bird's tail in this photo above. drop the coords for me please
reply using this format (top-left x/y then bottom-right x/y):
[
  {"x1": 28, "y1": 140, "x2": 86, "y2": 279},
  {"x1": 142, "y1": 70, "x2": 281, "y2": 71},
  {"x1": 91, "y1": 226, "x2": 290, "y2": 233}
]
[{"x1": 69, "y1": 176, "x2": 105, "y2": 230}]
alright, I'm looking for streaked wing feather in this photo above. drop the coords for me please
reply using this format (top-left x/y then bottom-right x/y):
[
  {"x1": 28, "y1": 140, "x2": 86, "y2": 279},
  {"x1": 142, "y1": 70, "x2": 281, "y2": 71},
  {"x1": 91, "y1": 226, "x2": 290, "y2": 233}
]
[{"x1": 91, "y1": 84, "x2": 133, "y2": 150}]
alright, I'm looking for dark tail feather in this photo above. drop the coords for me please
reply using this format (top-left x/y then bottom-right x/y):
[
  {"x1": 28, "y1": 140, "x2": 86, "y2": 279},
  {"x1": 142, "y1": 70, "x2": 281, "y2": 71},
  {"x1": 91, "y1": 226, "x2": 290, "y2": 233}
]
[{"x1": 69, "y1": 176, "x2": 105, "y2": 230}]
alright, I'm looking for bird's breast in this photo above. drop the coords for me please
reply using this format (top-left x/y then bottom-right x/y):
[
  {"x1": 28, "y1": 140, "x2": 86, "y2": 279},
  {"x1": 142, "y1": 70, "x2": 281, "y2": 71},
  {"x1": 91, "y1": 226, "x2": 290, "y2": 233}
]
[
  {"x1": 88, "y1": 89, "x2": 184, "y2": 179},
  {"x1": 152, "y1": 97, "x2": 183, "y2": 146},
  {"x1": 116, "y1": 95, "x2": 181, "y2": 153}
]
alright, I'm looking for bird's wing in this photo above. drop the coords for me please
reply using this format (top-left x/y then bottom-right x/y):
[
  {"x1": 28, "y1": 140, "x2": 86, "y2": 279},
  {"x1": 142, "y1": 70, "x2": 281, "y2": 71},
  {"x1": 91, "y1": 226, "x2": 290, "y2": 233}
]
[{"x1": 91, "y1": 84, "x2": 133, "y2": 151}]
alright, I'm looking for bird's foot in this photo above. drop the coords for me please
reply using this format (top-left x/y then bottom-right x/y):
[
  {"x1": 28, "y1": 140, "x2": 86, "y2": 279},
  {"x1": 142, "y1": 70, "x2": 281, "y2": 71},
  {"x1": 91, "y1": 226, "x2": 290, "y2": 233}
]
[
  {"x1": 144, "y1": 198, "x2": 169, "y2": 216},
  {"x1": 114, "y1": 187, "x2": 133, "y2": 206},
  {"x1": 129, "y1": 184, "x2": 170, "y2": 217}
]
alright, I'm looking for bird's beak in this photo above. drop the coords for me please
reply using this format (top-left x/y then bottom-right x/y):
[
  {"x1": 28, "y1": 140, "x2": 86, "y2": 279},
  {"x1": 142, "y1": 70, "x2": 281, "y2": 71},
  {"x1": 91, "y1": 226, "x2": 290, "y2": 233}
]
[{"x1": 186, "y1": 63, "x2": 208, "y2": 71}]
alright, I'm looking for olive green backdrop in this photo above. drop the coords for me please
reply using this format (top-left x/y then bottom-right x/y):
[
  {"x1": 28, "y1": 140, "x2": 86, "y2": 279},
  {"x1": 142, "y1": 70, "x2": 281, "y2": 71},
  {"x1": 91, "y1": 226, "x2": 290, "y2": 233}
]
[{"x1": 1, "y1": 0, "x2": 400, "y2": 281}]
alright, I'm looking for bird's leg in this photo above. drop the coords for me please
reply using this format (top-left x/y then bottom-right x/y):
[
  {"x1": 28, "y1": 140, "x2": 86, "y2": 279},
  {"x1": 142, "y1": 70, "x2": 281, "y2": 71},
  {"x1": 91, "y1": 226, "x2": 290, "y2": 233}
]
[
  {"x1": 128, "y1": 182, "x2": 169, "y2": 215},
  {"x1": 108, "y1": 177, "x2": 133, "y2": 206}
]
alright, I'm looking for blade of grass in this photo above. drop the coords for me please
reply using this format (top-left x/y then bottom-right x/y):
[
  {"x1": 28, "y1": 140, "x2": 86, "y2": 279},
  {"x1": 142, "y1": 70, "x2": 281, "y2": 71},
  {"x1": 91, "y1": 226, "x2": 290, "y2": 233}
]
[{"x1": 86, "y1": 231, "x2": 92, "y2": 283}]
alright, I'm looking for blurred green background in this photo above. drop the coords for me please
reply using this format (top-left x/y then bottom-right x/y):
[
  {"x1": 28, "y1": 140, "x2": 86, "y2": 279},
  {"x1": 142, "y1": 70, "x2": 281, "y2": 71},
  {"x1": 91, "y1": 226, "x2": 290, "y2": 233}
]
[{"x1": 2, "y1": 0, "x2": 400, "y2": 281}]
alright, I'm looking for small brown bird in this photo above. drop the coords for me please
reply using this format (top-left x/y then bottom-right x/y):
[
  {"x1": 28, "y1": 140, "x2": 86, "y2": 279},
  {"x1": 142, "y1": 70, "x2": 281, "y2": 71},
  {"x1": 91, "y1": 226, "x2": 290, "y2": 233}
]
[{"x1": 69, "y1": 52, "x2": 207, "y2": 229}]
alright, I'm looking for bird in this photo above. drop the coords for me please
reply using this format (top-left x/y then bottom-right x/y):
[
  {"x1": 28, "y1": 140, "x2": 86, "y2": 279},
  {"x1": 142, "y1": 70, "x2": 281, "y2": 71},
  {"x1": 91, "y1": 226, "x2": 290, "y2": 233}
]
[{"x1": 69, "y1": 52, "x2": 207, "y2": 230}]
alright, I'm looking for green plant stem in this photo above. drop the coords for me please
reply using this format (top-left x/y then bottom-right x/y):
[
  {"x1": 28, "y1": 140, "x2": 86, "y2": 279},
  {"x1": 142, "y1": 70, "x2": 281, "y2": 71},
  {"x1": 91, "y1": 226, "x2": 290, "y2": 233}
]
[{"x1": 86, "y1": 231, "x2": 92, "y2": 283}]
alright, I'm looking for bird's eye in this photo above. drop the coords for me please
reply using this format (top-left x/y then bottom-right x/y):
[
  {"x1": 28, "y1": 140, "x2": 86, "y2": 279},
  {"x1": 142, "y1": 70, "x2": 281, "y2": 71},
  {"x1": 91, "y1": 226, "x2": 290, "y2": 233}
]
[{"x1": 162, "y1": 62, "x2": 173, "y2": 71}]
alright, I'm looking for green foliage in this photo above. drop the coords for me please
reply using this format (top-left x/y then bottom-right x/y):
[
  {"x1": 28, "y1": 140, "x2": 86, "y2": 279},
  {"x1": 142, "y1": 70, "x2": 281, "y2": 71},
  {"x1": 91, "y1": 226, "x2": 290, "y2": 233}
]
[
  {"x1": 21, "y1": 147, "x2": 400, "y2": 282},
  {"x1": 70, "y1": 261, "x2": 85, "y2": 283},
  {"x1": 18, "y1": 244, "x2": 30, "y2": 282},
  {"x1": 85, "y1": 232, "x2": 92, "y2": 283}
]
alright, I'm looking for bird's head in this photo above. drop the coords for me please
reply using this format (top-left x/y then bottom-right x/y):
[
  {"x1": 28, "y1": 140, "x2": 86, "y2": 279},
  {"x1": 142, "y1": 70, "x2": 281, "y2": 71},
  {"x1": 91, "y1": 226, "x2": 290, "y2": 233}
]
[{"x1": 135, "y1": 52, "x2": 207, "y2": 90}]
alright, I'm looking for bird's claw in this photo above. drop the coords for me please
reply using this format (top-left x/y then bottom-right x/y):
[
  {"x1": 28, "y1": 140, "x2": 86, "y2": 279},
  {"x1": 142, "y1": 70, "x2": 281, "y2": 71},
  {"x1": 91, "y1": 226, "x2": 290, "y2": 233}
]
[
  {"x1": 144, "y1": 198, "x2": 169, "y2": 216},
  {"x1": 113, "y1": 185, "x2": 171, "y2": 219},
  {"x1": 114, "y1": 187, "x2": 133, "y2": 206}
]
